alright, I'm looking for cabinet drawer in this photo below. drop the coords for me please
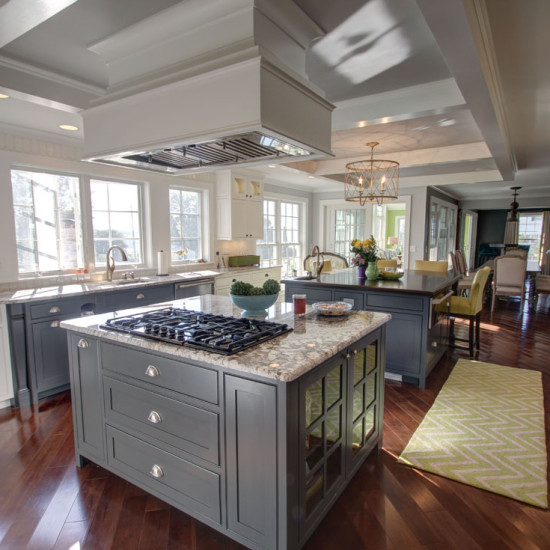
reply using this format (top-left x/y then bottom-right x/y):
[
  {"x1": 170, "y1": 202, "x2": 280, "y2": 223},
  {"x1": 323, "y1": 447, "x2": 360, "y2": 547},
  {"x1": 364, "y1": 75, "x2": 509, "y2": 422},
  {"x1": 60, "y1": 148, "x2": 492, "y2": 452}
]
[
  {"x1": 30, "y1": 298, "x2": 82, "y2": 320},
  {"x1": 106, "y1": 426, "x2": 221, "y2": 524},
  {"x1": 104, "y1": 377, "x2": 219, "y2": 464},
  {"x1": 332, "y1": 290, "x2": 365, "y2": 310},
  {"x1": 250, "y1": 268, "x2": 281, "y2": 286},
  {"x1": 102, "y1": 284, "x2": 174, "y2": 311},
  {"x1": 366, "y1": 293, "x2": 424, "y2": 312},
  {"x1": 302, "y1": 287, "x2": 333, "y2": 303},
  {"x1": 101, "y1": 342, "x2": 218, "y2": 404}
]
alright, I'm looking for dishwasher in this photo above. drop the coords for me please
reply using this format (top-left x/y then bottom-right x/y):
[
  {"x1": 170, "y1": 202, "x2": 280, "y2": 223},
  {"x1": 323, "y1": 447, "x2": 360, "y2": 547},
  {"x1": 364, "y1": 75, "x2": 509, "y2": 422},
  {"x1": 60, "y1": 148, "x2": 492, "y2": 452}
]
[{"x1": 174, "y1": 278, "x2": 215, "y2": 299}]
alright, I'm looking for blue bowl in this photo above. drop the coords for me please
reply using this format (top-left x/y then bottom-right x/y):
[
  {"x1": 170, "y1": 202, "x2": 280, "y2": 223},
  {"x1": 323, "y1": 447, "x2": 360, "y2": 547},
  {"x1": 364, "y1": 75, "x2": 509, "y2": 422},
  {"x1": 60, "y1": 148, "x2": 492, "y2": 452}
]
[{"x1": 229, "y1": 293, "x2": 279, "y2": 316}]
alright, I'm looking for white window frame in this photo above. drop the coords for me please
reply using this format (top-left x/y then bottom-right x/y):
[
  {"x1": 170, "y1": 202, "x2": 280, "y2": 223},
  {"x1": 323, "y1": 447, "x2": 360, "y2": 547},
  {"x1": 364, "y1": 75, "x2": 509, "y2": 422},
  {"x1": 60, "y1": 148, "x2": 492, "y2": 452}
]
[
  {"x1": 168, "y1": 184, "x2": 209, "y2": 265},
  {"x1": 319, "y1": 197, "x2": 411, "y2": 268},
  {"x1": 89, "y1": 177, "x2": 145, "y2": 268},
  {"x1": 11, "y1": 167, "x2": 84, "y2": 276},
  {"x1": 257, "y1": 193, "x2": 307, "y2": 276}
]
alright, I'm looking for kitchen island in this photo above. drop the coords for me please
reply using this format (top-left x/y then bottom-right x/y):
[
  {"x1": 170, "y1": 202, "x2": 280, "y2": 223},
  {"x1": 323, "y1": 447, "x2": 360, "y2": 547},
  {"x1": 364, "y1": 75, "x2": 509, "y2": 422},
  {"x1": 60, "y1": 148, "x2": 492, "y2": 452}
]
[
  {"x1": 283, "y1": 268, "x2": 460, "y2": 388},
  {"x1": 61, "y1": 295, "x2": 390, "y2": 550}
]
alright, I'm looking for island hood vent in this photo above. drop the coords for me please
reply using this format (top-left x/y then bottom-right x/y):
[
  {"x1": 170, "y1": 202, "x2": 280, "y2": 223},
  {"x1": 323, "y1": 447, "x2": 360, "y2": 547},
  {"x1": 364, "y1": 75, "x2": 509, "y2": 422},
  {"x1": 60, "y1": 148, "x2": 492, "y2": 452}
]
[
  {"x1": 81, "y1": 1, "x2": 334, "y2": 175},
  {"x1": 89, "y1": 131, "x2": 315, "y2": 175}
]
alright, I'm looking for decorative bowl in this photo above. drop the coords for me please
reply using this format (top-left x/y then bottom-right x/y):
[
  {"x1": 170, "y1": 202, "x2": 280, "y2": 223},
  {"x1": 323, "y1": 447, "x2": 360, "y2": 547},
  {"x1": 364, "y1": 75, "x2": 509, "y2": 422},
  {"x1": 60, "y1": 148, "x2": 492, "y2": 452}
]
[
  {"x1": 378, "y1": 270, "x2": 404, "y2": 280},
  {"x1": 312, "y1": 301, "x2": 353, "y2": 316},
  {"x1": 229, "y1": 293, "x2": 279, "y2": 316}
]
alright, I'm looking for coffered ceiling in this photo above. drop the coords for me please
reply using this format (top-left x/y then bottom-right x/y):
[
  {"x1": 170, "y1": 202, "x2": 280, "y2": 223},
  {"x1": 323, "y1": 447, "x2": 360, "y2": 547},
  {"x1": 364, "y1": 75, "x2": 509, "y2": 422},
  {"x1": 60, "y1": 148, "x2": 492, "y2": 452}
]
[{"x1": 1, "y1": 0, "x2": 549, "y2": 209}]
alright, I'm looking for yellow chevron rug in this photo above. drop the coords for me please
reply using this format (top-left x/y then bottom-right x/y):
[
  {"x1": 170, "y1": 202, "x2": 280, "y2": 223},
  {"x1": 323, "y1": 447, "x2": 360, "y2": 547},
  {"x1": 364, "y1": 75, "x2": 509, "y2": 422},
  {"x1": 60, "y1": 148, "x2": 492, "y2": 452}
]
[{"x1": 398, "y1": 359, "x2": 548, "y2": 508}]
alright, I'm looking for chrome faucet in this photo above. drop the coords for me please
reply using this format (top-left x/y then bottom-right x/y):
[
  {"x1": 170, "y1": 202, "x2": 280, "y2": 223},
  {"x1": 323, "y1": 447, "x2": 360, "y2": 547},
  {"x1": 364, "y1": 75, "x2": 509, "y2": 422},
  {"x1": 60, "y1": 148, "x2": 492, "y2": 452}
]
[
  {"x1": 106, "y1": 245, "x2": 128, "y2": 281},
  {"x1": 311, "y1": 245, "x2": 325, "y2": 278}
]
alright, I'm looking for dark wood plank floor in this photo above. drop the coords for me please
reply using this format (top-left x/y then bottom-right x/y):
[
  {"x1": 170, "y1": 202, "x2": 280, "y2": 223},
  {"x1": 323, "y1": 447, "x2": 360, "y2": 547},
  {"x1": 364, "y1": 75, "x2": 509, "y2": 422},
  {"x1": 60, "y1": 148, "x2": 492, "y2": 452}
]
[{"x1": 1, "y1": 293, "x2": 549, "y2": 549}]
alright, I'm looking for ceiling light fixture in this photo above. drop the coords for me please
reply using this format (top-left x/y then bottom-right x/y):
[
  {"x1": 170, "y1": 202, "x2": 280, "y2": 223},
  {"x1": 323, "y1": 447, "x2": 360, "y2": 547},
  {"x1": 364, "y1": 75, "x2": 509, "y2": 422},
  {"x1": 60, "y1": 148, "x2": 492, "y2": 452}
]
[
  {"x1": 344, "y1": 141, "x2": 399, "y2": 206},
  {"x1": 0, "y1": 93, "x2": 9, "y2": 99},
  {"x1": 59, "y1": 124, "x2": 79, "y2": 131},
  {"x1": 504, "y1": 186, "x2": 521, "y2": 245}
]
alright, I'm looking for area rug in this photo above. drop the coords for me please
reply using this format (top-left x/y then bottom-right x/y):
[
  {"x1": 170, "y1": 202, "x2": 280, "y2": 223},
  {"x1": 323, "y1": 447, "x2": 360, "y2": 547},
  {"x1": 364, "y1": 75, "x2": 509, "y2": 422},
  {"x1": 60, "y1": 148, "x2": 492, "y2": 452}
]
[{"x1": 398, "y1": 359, "x2": 548, "y2": 508}]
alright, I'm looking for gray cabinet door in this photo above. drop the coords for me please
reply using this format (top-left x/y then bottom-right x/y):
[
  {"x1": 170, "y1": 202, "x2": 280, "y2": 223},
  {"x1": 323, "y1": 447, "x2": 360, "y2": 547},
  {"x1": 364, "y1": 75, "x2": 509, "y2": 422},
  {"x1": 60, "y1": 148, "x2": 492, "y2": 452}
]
[
  {"x1": 98, "y1": 284, "x2": 174, "y2": 312},
  {"x1": 225, "y1": 375, "x2": 278, "y2": 550},
  {"x1": 69, "y1": 334, "x2": 104, "y2": 464},
  {"x1": 32, "y1": 318, "x2": 71, "y2": 394}
]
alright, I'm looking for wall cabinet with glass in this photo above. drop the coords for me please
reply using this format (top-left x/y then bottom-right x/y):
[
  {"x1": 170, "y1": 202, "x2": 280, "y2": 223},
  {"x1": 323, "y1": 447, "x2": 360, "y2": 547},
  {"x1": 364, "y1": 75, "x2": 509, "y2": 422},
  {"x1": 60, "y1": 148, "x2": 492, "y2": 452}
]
[{"x1": 216, "y1": 171, "x2": 264, "y2": 239}]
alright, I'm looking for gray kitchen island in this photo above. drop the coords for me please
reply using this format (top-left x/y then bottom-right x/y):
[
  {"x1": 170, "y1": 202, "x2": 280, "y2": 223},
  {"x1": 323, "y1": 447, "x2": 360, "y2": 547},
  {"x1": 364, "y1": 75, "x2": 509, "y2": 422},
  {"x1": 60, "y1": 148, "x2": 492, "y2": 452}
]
[
  {"x1": 283, "y1": 268, "x2": 460, "y2": 388},
  {"x1": 61, "y1": 295, "x2": 391, "y2": 550}
]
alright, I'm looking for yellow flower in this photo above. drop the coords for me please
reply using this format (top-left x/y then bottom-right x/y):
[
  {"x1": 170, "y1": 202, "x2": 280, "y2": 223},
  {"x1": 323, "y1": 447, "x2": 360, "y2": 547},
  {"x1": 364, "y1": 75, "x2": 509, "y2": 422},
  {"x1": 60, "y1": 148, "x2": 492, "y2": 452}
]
[
  {"x1": 351, "y1": 239, "x2": 360, "y2": 248},
  {"x1": 363, "y1": 239, "x2": 372, "y2": 248}
]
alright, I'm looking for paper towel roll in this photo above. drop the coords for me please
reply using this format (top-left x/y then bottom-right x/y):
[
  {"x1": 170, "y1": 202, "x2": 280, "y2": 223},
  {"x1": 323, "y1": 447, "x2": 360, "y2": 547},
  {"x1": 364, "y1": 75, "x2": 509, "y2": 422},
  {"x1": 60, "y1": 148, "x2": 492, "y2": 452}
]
[{"x1": 157, "y1": 250, "x2": 168, "y2": 276}]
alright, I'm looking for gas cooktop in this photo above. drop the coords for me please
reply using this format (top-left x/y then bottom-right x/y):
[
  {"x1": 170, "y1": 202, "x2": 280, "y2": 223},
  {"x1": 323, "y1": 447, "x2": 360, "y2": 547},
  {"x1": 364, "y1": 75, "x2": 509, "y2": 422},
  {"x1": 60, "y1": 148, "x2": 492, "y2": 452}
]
[{"x1": 100, "y1": 307, "x2": 292, "y2": 355}]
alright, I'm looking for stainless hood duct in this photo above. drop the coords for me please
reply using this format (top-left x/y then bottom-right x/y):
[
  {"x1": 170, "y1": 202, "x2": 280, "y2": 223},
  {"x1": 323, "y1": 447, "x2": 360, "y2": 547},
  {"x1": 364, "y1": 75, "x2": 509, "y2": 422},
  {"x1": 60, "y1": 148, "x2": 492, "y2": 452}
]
[{"x1": 82, "y1": 0, "x2": 334, "y2": 175}]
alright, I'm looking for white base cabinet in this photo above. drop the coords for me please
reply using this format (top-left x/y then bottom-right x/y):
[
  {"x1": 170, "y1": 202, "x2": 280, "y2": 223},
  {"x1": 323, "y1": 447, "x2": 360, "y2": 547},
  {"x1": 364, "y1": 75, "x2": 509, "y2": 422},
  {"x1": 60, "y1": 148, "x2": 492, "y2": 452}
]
[{"x1": 0, "y1": 305, "x2": 14, "y2": 408}]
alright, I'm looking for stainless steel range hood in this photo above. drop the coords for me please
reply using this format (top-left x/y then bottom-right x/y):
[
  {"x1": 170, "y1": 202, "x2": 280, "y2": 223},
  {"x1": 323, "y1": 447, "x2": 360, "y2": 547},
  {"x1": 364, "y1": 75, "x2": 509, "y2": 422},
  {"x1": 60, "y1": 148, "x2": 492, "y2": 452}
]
[{"x1": 82, "y1": 0, "x2": 334, "y2": 175}]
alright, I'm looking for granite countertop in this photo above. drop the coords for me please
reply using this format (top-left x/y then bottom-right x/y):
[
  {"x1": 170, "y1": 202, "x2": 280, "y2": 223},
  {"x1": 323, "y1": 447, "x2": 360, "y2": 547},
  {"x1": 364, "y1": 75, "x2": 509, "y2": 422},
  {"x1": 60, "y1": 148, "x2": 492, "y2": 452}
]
[
  {"x1": 283, "y1": 268, "x2": 460, "y2": 296},
  {"x1": 0, "y1": 265, "x2": 281, "y2": 305},
  {"x1": 60, "y1": 294, "x2": 391, "y2": 383}
]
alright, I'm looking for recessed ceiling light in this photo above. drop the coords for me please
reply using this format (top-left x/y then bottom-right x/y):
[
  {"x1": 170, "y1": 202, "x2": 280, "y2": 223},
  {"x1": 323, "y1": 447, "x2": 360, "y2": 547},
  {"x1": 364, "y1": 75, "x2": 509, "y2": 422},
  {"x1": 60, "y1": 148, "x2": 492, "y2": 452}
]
[
  {"x1": 308, "y1": 176, "x2": 315, "y2": 179},
  {"x1": 357, "y1": 121, "x2": 367, "y2": 128},
  {"x1": 438, "y1": 118, "x2": 456, "y2": 127},
  {"x1": 0, "y1": 93, "x2": 9, "y2": 99},
  {"x1": 268, "y1": 164, "x2": 276, "y2": 168},
  {"x1": 59, "y1": 124, "x2": 79, "y2": 131}
]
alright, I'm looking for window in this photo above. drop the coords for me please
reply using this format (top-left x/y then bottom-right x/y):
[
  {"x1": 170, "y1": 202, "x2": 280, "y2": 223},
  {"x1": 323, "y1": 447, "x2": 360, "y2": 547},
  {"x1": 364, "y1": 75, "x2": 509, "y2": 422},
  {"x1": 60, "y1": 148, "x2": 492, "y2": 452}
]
[
  {"x1": 90, "y1": 179, "x2": 143, "y2": 265},
  {"x1": 519, "y1": 212, "x2": 544, "y2": 263},
  {"x1": 169, "y1": 188, "x2": 203, "y2": 262},
  {"x1": 11, "y1": 169, "x2": 83, "y2": 274},
  {"x1": 324, "y1": 199, "x2": 410, "y2": 266},
  {"x1": 257, "y1": 198, "x2": 305, "y2": 276},
  {"x1": 428, "y1": 197, "x2": 457, "y2": 263}
]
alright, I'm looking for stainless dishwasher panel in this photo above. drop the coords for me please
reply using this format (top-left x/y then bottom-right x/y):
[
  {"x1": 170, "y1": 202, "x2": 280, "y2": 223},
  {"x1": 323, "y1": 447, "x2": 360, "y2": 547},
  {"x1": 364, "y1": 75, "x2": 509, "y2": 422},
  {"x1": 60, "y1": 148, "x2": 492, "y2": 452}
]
[{"x1": 174, "y1": 278, "x2": 215, "y2": 299}]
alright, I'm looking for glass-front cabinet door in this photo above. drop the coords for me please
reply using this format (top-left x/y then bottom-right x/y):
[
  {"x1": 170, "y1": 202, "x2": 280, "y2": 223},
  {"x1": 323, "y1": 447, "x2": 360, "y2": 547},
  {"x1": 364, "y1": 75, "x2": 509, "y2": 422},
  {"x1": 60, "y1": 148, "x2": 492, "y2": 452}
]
[{"x1": 299, "y1": 330, "x2": 383, "y2": 536}]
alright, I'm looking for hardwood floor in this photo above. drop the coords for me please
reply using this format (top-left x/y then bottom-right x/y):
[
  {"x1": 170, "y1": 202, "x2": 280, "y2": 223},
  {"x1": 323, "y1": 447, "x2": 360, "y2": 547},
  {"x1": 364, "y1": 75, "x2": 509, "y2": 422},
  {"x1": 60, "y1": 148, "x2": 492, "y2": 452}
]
[{"x1": 1, "y1": 293, "x2": 549, "y2": 549}]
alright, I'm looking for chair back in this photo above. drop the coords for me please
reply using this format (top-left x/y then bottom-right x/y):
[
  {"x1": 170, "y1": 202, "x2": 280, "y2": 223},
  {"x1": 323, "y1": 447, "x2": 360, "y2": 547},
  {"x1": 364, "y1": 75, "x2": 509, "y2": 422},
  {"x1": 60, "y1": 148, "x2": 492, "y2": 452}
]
[
  {"x1": 378, "y1": 259, "x2": 398, "y2": 269},
  {"x1": 494, "y1": 255, "x2": 527, "y2": 289},
  {"x1": 455, "y1": 250, "x2": 468, "y2": 274},
  {"x1": 303, "y1": 252, "x2": 349, "y2": 273},
  {"x1": 414, "y1": 260, "x2": 449, "y2": 273},
  {"x1": 449, "y1": 251, "x2": 458, "y2": 273},
  {"x1": 468, "y1": 267, "x2": 492, "y2": 314},
  {"x1": 504, "y1": 247, "x2": 528, "y2": 259}
]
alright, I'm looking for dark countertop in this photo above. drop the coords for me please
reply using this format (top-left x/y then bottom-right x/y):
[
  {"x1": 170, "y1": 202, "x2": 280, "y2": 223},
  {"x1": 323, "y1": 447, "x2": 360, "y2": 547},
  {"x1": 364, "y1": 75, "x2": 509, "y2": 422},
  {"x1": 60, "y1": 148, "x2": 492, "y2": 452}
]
[{"x1": 282, "y1": 268, "x2": 460, "y2": 297}]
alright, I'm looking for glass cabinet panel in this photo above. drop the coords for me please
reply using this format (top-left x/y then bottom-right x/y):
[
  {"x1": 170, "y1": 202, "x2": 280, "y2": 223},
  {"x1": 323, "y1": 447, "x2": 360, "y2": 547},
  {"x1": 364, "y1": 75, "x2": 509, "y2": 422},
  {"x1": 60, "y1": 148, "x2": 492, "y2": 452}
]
[
  {"x1": 305, "y1": 378, "x2": 323, "y2": 428},
  {"x1": 353, "y1": 350, "x2": 365, "y2": 385}
]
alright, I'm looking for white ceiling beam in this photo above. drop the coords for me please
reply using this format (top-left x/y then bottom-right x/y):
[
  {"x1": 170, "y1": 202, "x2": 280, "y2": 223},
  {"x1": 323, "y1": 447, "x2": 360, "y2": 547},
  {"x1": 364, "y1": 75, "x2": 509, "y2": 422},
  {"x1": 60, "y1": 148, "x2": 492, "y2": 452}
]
[
  {"x1": 416, "y1": 0, "x2": 516, "y2": 181},
  {"x1": 0, "y1": 0, "x2": 78, "y2": 48}
]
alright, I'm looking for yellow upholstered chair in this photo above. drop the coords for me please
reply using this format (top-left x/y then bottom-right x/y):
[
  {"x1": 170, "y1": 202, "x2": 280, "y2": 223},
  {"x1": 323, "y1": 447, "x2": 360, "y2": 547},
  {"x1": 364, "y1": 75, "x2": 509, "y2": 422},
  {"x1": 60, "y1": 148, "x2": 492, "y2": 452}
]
[
  {"x1": 436, "y1": 267, "x2": 491, "y2": 356},
  {"x1": 491, "y1": 255, "x2": 527, "y2": 313},
  {"x1": 414, "y1": 260, "x2": 449, "y2": 274},
  {"x1": 377, "y1": 259, "x2": 398, "y2": 269}
]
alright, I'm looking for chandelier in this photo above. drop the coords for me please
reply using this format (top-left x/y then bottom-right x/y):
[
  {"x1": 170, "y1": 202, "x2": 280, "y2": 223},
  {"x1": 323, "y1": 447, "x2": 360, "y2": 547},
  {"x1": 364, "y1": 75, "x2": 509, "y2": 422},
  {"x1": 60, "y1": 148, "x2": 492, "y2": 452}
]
[
  {"x1": 344, "y1": 142, "x2": 399, "y2": 205},
  {"x1": 504, "y1": 186, "x2": 521, "y2": 245}
]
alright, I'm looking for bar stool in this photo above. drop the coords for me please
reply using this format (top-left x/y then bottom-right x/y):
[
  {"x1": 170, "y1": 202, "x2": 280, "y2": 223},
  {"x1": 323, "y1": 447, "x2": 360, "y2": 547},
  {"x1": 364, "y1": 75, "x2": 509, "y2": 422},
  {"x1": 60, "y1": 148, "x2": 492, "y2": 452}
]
[{"x1": 436, "y1": 267, "x2": 492, "y2": 356}]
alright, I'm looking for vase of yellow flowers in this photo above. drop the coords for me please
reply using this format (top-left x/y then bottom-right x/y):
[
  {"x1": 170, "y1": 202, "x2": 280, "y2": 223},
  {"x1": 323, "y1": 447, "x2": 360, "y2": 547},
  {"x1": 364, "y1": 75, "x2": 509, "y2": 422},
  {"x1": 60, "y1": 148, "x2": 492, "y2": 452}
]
[{"x1": 350, "y1": 236, "x2": 380, "y2": 280}]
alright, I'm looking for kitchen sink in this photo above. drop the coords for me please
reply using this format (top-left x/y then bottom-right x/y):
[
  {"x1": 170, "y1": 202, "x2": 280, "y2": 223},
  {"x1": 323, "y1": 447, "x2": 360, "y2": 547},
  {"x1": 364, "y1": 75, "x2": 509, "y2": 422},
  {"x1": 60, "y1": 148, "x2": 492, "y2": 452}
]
[
  {"x1": 293, "y1": 275, "x2": 318, "y2": 280},
  {"x1": 114, "y1": 277, "x2": 152, "y2": 285}
]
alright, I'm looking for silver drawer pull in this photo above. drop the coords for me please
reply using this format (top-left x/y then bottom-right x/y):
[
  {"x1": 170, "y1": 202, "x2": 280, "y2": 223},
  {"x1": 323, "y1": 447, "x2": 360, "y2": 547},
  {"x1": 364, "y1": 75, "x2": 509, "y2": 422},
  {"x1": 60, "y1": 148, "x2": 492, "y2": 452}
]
[
  {"x1": 149, "y1": 464, "x2": 164, "y2": 478},
  {"x1": 136, "y1": 293, "x2": 145, "y2": 299},
  {"x1": 49, "y1": 306, "x2": 61, "y2": 313},
  {"x1": 148, "y1": 411, "x2": 162, "y2": 424},
  {"x1": 50, "y1": 320, "x2": 60, "y2": 328},
  {"x1": 77, "y1": 338, "x2": 89, "y2": 349},
  {"x1": 145, "y1": 365, "x2": 159, "y2": 377}
]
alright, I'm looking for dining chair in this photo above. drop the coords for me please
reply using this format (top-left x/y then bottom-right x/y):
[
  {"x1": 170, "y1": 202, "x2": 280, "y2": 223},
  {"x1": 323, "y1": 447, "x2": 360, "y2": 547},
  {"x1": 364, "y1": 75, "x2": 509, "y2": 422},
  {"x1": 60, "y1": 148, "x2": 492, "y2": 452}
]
[
  {"x1": 449, "y1": 251, "x2": 459, "y2": 273},
  {"x1": 377, "y1": 259, "x2": 398, "y2": 269},
  {"x1": 454, "y1": 249, "x2": 475, "y2": 295},
  {"x1": 504, "y1": 247, "x2": 528, "y2": 259},
  {"x1": 533, "y1": 249, "x2": 550, "y2": 307},
  {"x1": 436, "y1": 267, "x2": 492, "y2": 356},
  {"x1": 491, "y1": 255, "x2": 527, "y2": 312},
  {"x1": 413, "y1": 260, "x2": 449, "y2": 273},
  {"x1": 303, "y1": 252, "x2": 349, "y2": 274}
]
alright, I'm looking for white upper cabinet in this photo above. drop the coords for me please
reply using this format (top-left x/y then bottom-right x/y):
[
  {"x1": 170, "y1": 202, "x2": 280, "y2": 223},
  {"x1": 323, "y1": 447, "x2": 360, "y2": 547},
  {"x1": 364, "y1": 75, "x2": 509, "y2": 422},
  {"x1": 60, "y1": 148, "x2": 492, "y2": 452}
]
[{"x1": 216, "y1": 171, "x2": 264, "y2": 240}]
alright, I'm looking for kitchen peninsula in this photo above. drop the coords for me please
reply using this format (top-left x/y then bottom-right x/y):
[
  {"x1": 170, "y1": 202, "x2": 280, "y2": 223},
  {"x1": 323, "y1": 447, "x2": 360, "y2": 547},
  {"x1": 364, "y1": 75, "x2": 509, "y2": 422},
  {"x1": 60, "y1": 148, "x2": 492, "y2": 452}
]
[
  {"x1": 283, "y1": 268, "x2": 460, "y2": 388},
  {"x1": 61, "y1": 295, "x2": 390, "y2": 550}
]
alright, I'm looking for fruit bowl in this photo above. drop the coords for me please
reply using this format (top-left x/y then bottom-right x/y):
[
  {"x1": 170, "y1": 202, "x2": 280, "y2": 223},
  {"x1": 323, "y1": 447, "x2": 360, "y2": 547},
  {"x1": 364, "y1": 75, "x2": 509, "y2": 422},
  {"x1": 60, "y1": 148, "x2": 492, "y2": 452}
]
[
  {"x1": 312, "y1": 301, "x2": 353, "y2": 316},
  {"x1": 378, "y1": 270, "x2": 404, "y2": 280}
]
